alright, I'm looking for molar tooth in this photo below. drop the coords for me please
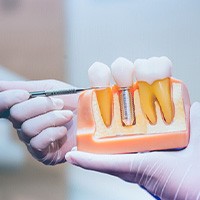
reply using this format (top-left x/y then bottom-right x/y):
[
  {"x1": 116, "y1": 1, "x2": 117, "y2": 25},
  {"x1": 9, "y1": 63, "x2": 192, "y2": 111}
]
[
  {"x1": 88, "y1": 62, "x2": 113, "y2": 127},
  {"x1": 134, "y1": 56, "x2": 172, "y2": 84},
  {"x1": 134, "y1": 56, "x2": 174, "y2": 124}
]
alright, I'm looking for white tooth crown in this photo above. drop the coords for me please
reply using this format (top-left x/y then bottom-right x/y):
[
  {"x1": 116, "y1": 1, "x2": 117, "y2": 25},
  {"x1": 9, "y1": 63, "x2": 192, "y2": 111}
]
[
  {"x1": 111, "y1": 57, "x2": 134, "y2": 87},
  {"x1": 88, "y1": 62, "x2": 111, "y2": 87},
  {"x1": 134, "y1": 56, "x2": 172, "y2": 84}
]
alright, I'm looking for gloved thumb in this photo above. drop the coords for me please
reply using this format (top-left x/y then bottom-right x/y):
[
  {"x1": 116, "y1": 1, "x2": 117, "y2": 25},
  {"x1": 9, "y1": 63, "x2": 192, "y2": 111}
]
[{"x1": 188, "y1": 102, "x2": 200, "y2": 148}]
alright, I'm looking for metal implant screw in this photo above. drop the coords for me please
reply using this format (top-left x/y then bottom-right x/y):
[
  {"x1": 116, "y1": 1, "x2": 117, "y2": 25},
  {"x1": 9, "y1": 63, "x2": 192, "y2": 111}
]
[{"x1": 119, "y1": 88, "x2": 135, "y2": 126}]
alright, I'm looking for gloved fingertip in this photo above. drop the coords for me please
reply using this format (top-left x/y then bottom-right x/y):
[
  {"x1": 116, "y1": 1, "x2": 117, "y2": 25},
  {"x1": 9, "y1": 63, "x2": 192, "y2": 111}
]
[
  {"x1": 65, "y1": 152, "x2": 77, "y2": 165},
  {"x1": 13, "y1": 90, "x2": 30, "y2": 101},
  {"x1": 51, "y1": 97, "x2": 64, "y2": 109},
  {"x1": 191, "y1": 102, "x2": 200, "y2": 111},
  {"x1": 63, "y1": 110, "x2": 73, "y2": 120},
  {"x1": 65, "y1": 152, "x2": 71, "y2": 162},
  {"x1": 190, "y1": 102, "x2": 200, "y2": 120},
  {"x1": 71, "y1": 146, "x2": 77, "y2": 151}
]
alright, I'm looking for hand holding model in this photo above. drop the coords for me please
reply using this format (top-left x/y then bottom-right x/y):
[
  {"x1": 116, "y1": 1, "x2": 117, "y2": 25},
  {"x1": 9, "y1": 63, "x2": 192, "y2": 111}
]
[
  {"x1": 65, "y1": 56, "x2": 197, "y2": 200},
  {"x1": 66, "y1": 103, "x2": 200, "y2": 200},
  {"x1": 0, "y1": 80, "x2": 78, "y2": 165},
  {"x1": 65, "y1": 102, "x2": 200, "y2": 200}
]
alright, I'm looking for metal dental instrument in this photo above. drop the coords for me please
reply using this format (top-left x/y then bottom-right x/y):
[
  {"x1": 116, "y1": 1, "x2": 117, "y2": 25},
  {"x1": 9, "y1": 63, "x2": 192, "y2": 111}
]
[
  {"x1": 1, "y1": 87, "x2": 103, "y2": 118},
  {"x1": 29, "y1": 87, "x2": 104, "y2": 98}
]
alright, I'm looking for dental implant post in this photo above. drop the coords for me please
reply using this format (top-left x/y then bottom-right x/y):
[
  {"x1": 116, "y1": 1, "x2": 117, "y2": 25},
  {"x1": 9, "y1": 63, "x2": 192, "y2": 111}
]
[
  {"x1": 111, "y1": 57, "x2": 135, "y2": 126},
  {"x1": 119, "y1": 87, "x2": 135, "y2": 126}
]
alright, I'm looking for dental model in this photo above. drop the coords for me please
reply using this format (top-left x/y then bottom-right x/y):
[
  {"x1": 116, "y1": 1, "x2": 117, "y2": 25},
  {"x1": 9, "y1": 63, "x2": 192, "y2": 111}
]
[
  {"x1": 76, "y1": 57, "x2": 190, "y2": 154},
  {"x1": 88, "y1": 62, "x2": 113, "y2": 127},
  {"x1": 111, "y1": 57, "x2": 135, "y2": 126}
]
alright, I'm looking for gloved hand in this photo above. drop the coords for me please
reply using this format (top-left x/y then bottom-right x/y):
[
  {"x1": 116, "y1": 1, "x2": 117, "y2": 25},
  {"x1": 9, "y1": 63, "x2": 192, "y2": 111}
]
[
  {"x1": 0, "y1": 80, "x2": 78, "y2": 165},
  {"x1": 65, "y1": 102, "x2": 200, "y2": 200}
]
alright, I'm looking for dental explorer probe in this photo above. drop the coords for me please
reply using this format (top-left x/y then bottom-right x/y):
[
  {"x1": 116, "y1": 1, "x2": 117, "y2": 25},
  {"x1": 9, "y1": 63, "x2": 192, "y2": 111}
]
[
  {"x1": 29, "y1": 87, "x2": 104, "y2": 98},
  {"x1": 0, "y1": 87, "x2": 104, "y2": 118}
]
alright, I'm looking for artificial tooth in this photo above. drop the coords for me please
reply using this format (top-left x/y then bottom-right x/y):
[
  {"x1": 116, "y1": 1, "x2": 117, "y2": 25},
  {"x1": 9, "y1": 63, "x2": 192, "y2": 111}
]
[
  {"x1": 111, "y1": 57, "x2": 135, "y2": 126},
  {"x1": 88, "y1": 62, "x2": 113, "y2": 127},
  {"x1": 134, "y1": 56, "x2": 174, "y2": 124}
]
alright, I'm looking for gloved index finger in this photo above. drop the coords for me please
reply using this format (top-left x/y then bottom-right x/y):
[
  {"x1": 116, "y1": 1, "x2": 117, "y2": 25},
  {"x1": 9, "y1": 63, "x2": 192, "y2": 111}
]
[
  {"x1": 0, "y1": 89, "x2": 30, "y2": 116},
  {"x1": 9, "y1": 96, "x2": 64, "y2": 123},
  {"x1": 0, "y1": 80, "x2": 54, "y2": 92}
]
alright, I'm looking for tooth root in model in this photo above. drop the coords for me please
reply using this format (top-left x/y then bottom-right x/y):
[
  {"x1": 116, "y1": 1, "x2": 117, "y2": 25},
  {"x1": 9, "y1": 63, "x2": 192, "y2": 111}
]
[
  {"x1": 88, "y1": 62, "x2": 113, "y2": 127},
  {"x1": 111, "y1": 57, "x2": 135, "y2": 126},
  {"x1": 134, "y1": 56, "x2": 174, "y2": 124},
  {"x1": 136, "y1": 81, "x2": 157, "y2": 124},
  {"x1": 152, "y1": 78, "x2": 174, "y2": 124}
]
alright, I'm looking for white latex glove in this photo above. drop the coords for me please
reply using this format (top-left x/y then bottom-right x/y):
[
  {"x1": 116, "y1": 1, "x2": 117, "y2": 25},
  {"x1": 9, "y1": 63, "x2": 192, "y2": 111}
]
[
  {"x1": 0, "y1": 80, "x2": 78, "y2": 165},
  {"x1": 65, "y1": 102, "x2": 200, "y2": 200}
]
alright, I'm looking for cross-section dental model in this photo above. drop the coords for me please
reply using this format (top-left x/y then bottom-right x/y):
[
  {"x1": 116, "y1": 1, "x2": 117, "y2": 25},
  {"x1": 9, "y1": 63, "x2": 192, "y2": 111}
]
[
  {"x1": 76, "y1": 56, "x2": 190, "y2": 154},
  {"x1": 111, "y1": 57, "x2": 135, "y2": 126}
]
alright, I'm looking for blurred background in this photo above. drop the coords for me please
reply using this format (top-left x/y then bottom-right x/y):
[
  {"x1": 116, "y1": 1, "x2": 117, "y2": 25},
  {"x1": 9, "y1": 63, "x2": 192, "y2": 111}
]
[{"x1": 0, "y1": 0, "x2": 200, "y2": 200}]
